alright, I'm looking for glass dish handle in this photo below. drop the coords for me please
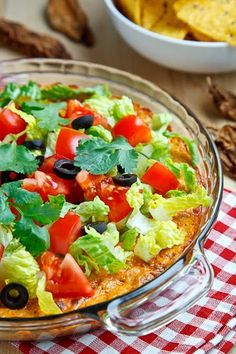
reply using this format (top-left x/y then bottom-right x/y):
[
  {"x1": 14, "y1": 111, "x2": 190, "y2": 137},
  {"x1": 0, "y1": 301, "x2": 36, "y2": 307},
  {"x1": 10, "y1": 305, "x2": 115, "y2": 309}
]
[{"x1": 102, "y1": 241, "x2": 213, "y2": 336}]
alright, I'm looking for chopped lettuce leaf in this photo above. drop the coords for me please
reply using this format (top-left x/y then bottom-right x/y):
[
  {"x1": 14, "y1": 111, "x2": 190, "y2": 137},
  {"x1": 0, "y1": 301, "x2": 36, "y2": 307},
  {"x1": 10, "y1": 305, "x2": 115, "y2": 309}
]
[
  {"x1": 70, "y1": 225, "x2": 130, "y2": 274},
  {"x1": 121, "y1": 228, "x2": 139, "y2": 251},
  {"x1": 181, "y1": 163, "x2": 197, "y2": 192},
  {"x1": 87, "y1": 125, "x2": 112, "y2": 142},
  {"x1": 134, "y1": 220, "x2": 185, "y2": 262},
  {"x1": 45, "y1": 128, "x2": 60, "y2": 157},
  {"x1": 63, "y1": 196, "x2": 109, "y2": 223},
  {"x1": 112, "y1": 96, "x2": 135, "y2": 120},
  {"x1": 149, "y1": 186, "x2": 212, "y2": 221},
  {"x1": 151, "y1": 113, "x2": 172, "y2": 131},
  {"x1": 36, "y1": 273, "x2": 61, "y2": 314},
  {"x1": 0, "y1": 225, "x2": 13, "y2": 247},
  {"x1": 126, "y1": 181, "x2": 144, "y2": 210},
  {"x1": 84, "y1": 96, "x2": 135, "y2": 127},
  {"x1": 151, "y1": 131, "x2": 170, "y2": 162},
  {"x1": 0, "y1": 239, "x2": 39, "y2": 297},
  {"x1": 127, "y1": 209, "x2": 155, "y2": 234}
]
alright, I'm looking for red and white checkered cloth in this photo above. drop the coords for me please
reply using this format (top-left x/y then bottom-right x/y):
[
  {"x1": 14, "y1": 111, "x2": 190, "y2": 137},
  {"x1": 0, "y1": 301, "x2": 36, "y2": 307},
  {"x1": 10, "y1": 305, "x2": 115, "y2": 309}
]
[{"x1": 13, "y1": 189, "x2": 236, "y2": 354}]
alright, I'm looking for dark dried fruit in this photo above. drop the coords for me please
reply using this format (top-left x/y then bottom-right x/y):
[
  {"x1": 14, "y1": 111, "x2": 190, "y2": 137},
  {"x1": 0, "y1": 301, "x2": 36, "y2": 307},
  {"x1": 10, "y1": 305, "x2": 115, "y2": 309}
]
[
  {"x1": 207, "y1": 77, "x2": 236, "y2": 122},
  {"x1": 0, "y1": 18, "x2": 72, "y2": 59},
  {"x1": 208, "y1": 124, "x2": 236, "y2": 179},
  {"x1": 47, "y1": 0, "x2": 94, "y2": 47}
]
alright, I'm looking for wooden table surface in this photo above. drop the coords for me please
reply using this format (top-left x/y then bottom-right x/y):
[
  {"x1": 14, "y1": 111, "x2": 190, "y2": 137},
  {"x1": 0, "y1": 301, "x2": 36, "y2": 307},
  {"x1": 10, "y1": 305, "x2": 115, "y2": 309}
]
[{"x1": 0, "y1": 0, "x2": 235, "y2": 353}]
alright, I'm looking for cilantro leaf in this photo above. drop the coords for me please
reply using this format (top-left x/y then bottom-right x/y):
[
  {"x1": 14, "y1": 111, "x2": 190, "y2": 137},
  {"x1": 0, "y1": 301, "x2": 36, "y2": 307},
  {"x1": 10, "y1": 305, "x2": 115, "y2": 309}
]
[
  {"x1": 21, "y1": 101, "x2": 68, "y2": 132},
  {"x1": 0, "y1": 192, "x2": 15, "y2": 224},
  {"x1": 2, "y1": 183, "x2": 62, "y2": 225},
  {"x1": 0, "y1": 142, "x2": 39, "y2": 174},
  {"x1": 13, "y1": 217, "x2": 50, "y2": 257},
  {"x1": 41, "y1": 84, "x2": 111, "y2": 101},
  {"x1": 74, "y1": 136, "x2": 138, "y2": 174}
]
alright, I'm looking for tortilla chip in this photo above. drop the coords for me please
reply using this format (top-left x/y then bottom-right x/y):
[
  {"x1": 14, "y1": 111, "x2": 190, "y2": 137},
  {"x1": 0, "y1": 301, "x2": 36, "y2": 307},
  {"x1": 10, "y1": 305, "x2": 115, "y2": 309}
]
[
  {"x1": 191, "y1": 29, "x2": 215, "y2": 42},
  {"x1": 116, "y1": 0, "x2": 142, "y2": 24},
  {"x1": 174, "y1": 0, "x2": 236, "y2": 46},
  {"x1": 150, "y1": 0, "x2": 188, "y2": 39}
]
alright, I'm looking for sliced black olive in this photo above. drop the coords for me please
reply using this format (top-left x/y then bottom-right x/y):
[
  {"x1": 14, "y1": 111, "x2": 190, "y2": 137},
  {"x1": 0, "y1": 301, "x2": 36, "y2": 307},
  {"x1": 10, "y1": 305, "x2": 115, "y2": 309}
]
[
  {"x1": 71, "y1": 115, "x2": 94, "y2": 130},
  {"x1": 0, "y1": 283, "x2": 29, "y2": 309},
  {"x1": 36, "y1": 155, "x2": 45, "y2": 167},
  {"x1": 112, "y1": 173, "x2": 137, "y2": 187},
  {"x1": 1, "y1": 171, "x2": 25, "y2": 184},
  {"x1": 23, "y1": 139, "x2": 45, "y2": 150},
  {"x1": 86, "y1": 221, "x2": 107, "y2": 234},
  {"x1": 53, "y1": 159, "x2": 80, "y2": 180}
]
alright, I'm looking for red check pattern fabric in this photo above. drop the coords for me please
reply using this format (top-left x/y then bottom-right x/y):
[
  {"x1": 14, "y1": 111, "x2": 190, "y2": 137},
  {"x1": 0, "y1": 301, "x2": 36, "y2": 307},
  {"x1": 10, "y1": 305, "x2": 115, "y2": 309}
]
[{"x1": 13, "y1": 189, "x2": 236, "y2": 354}]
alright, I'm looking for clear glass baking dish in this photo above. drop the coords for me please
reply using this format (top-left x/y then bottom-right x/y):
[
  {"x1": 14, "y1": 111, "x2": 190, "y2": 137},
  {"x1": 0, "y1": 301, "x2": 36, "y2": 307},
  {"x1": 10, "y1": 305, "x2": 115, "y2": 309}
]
[{"x1": 0, "y1": 58, "x2": 223, "y2": 340}]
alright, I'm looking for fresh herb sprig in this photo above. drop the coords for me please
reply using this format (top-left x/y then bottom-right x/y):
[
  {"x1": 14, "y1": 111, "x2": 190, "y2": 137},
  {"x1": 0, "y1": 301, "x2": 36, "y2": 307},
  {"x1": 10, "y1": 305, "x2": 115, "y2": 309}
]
[{"x1": 0, "y1": 182, "x2": 63, "y2": 257}]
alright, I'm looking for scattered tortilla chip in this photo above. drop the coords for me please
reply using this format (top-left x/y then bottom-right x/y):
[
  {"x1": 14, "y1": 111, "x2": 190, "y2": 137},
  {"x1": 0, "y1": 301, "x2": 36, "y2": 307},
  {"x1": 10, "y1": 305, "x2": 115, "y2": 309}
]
[
  {"x1": 174, "y1": 0, "x2": 236, "y2": 46},
  {"x1": 150, "y1": 0, "x2": 188, "y2": 39},
  {"x1": 116, "y1": 0, "x2": 141, "y2": 24},
  {"x1": 191, "y1": 29, "x2": 214, "y2": 42}
]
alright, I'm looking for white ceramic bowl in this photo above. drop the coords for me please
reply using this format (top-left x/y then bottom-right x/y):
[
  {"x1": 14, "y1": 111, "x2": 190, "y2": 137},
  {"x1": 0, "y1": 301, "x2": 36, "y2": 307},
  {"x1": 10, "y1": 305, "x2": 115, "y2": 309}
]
[{"x1": 104, "y1": 0, "x2": 236, "y2": 74}]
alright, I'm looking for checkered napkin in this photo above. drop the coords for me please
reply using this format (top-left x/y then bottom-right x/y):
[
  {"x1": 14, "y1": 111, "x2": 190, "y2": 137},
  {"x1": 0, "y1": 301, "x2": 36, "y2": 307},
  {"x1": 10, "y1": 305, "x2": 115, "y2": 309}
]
[{"x1": 13, "y1": 189, "x2": 236, "y2": 354}]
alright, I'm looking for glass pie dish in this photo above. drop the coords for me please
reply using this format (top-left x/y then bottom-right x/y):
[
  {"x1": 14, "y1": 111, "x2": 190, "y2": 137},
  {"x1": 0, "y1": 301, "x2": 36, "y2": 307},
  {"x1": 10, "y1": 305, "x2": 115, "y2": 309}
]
[{"x1": 0, "y1": 58, "x2": 223, "y2": 340}]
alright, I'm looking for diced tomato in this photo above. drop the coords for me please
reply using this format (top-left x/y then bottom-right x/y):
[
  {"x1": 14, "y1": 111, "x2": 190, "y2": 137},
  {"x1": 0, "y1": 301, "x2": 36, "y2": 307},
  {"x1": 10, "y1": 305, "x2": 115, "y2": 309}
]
[
  {"x1": 65, "y1": 99, "x2": 84, "y2": 118},
  {"x1": 55, "y1": 127, "x2": 88, "y2": 159},
  {"x1": 76, "y1": 171, "x2": 132, "y2": 222},
  {"x1": 112, "y1": 114, "x2": 151, "y2": 146},
  {"x1": 0, "y1": 108, "x2": 27, "y2": 143},
  {"x1": 141, "y1": 162, "x2": 179, "y2": 195},
  {"x1": 101, "y1": 185, "x2": 133, "y2": 222},
  {"x1": 22, "y1": 171, "x2": 82, "y2": 203},
  {"x1": 39, "y1": 154, "x2": 64, "y2": 174},
  {"x1": 76, "y1": 170, "x2": 113, "y2": 200},
  {"x1": 39, "y1": 252, "x2": 94, "y2": 298},
  {"x1": 49, "y1": 212, "x2": 82, "y2": 255},
  {"x1": 0, "y1": 244, "x2": 4, "y2": 260}
]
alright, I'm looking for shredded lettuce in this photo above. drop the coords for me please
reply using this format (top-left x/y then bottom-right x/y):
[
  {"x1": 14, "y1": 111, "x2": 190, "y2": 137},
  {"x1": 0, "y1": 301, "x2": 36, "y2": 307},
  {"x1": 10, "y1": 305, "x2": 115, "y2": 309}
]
[
  {"x1": 87, "y1": 125, "x2": 112, "y2": 142},
  {"x1": 36, "y1": 273, "x2": 61, "y2": 314},
  {"x1": 84, "y1": 95, "x2": 135, "y2": 126},
  {"x1": 126, "y1": 181, "x2": 144, "y2": 210},
  {"x1": 45, "y1": 128, "x2": 60, "y2": 157},
  {"x1": 151, "y1": 113, "x2": 172, "y2": 132},
  {"x1": 134, "y1": 220, "x2": 185, "y2": 262},
  {"x1": 70, "y1": 224, "x2": 130, "y2": 273},
  {"x1": 60, "y1": 196, "x2": 109, "y2": 222},
  {"x1": 120, "y1": 228, "x2": 139, "y2": 251},
  {"x1": 112, "y1": 96, "x2": 135, "y2": 120},
  {"x1": 0, "y1": 225, "x2": 13, "y2": 247},
  {"x1": 149, "y1": 186, "x2": 212, "y2": 221}
]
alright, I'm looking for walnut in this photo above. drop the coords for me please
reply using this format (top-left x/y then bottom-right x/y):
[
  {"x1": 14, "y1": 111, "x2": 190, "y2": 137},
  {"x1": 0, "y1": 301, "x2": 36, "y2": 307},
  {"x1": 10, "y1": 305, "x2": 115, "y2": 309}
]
[
  {"x1": 47, "y1": 0, "x2": 94, "y2": 47},
  {"x1": 0, "y1": 18, "x2": 71, "y2": 59}
]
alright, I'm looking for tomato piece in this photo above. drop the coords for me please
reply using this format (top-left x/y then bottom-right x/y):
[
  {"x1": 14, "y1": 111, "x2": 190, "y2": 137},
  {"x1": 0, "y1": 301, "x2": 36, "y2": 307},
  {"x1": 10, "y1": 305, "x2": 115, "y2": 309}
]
[
  {"x1": 0, "y1": 108, "x2": 27, "y2": 143},
  {"x1": 49, "y1": 212, "x2": 82, "y2": 255},
  {"x1": 112, "y1": 115, "x2": 151, "y2": 146},
  {"x1": 39, "y1": 252, "x2": 94, "y2": 298},
  {"x1": 0, "y1": 244, "x2": 4, "y2": 260},
  {"x1": 39, "y1": 154, "x2": 64, "y2": 174},
  {"x1": 65, "y1": 99, "x2": 85, "y2": 118},
  {"x1": 141, "y1": 162, "x2": 179, "y2": 195},
  {"x1": 76, "y1": 170, "x2": 113, "y2": 200},
  {"x1": 22, "y1": 171, "x2": 71, "y2": 202},
  {"x1": 55, "y1": 127, "x2": 88, "y2": 159},
  {"x1": 101, "y1": 185, "x2": 133, "y2": 222}
]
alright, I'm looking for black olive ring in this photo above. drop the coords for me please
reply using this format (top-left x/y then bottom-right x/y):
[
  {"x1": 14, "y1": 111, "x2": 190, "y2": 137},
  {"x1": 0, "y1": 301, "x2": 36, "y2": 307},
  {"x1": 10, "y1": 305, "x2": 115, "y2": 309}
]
[
  {"x1": 85, "y1": 221, "x2": 107, "y2": 234},
  {"x1": 0, "y1": 283, "x2": 29, "y2": 310},
  {"x1": 112, "y1": 173, "x2": 137, "y2": 187},
  {"x1": 53, "y1": 159, "x2": 81, "y2": 180}
]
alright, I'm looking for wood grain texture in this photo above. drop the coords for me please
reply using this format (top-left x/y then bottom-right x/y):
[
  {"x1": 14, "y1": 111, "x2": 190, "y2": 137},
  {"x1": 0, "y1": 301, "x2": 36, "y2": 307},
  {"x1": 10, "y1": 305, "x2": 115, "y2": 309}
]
[{"x1": 0, "y1": 1, "x2": 235, "y2": 353}]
